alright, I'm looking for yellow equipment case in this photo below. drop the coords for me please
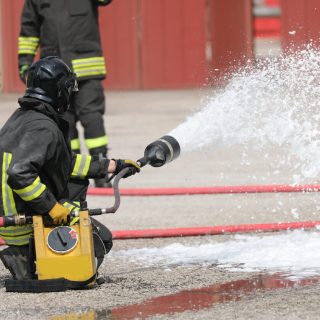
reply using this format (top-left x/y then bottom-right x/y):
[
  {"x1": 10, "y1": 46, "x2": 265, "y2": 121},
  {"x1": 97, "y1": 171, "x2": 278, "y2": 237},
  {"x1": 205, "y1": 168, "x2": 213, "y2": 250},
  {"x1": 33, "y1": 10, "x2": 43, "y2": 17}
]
[{"x1": 5, "y1": 211, "x2": 98, "y2": 292}]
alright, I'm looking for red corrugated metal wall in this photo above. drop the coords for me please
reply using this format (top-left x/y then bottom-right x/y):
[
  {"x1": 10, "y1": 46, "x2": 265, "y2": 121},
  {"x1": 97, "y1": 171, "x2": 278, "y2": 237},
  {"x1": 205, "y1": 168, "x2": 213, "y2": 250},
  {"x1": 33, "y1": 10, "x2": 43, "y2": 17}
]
[
  {"x1": 1, "y1": 0, "x2": 253, "y2": 92},
  {"x1": 210, "y1": 0, "x2": 253, "y2": 79},
  {"x1": 281, "y1": 0, "x2": 320, "y2": 50},
  {"x1": 2, "y1": 1, "x2": 25, "y2": 93},
  {"x1": 100, "y1": 1, "x2": 140, "y2": 89},
  {"x1": 101, "y1": 0, "x2": 208, "y2": 89},
  {"x1": 140, "y1": 0, "x2": 207, "y2": 88}
]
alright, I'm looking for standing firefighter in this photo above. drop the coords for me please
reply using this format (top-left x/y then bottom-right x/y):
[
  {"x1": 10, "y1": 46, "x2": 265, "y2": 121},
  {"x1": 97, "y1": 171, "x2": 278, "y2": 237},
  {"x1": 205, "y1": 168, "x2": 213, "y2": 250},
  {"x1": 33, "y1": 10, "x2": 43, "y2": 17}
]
[
  {"x1": 0, "y1": 57, "x2": 140, "y2": 280},
  {"x1": 18, "y1": 0, "x2": 113, "y2": 187}
]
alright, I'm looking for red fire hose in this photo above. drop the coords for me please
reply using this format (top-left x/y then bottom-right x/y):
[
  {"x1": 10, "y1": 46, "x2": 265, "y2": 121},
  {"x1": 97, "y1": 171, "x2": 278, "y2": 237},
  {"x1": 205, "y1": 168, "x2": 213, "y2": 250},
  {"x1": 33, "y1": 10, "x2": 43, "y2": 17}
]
[
  {"x1": 88, "y1": 184, "x2": 320, "y2": 196},
  {"x1": 112, "y1": 220, "x2": 320, "y2": 239}
]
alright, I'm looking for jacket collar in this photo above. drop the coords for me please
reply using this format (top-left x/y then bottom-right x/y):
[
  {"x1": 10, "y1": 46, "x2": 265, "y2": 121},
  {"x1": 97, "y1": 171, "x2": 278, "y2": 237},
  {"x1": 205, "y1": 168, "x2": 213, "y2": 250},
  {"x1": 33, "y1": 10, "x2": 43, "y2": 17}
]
[{"x1": 18, "y1": 97, "x2": 69, "y2": 129}]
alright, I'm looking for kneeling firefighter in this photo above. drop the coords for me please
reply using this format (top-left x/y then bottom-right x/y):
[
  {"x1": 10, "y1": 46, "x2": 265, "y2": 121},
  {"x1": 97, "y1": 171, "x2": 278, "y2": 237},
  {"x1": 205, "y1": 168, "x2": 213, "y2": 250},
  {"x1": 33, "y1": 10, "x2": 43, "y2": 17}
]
[{"x1": 0, "y1": 56, "x2": 140, "y2": 281}]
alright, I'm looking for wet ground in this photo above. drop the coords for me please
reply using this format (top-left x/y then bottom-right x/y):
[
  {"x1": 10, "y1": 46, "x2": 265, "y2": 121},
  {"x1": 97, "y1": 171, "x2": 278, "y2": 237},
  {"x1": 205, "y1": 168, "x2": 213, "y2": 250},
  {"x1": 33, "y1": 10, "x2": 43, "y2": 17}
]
[
  {"x1": 0, "y1": 89, "x2": 320, "y2": 319},
  {"x1": 2, "y1": 236, "x2": 320, "y2": 320}
]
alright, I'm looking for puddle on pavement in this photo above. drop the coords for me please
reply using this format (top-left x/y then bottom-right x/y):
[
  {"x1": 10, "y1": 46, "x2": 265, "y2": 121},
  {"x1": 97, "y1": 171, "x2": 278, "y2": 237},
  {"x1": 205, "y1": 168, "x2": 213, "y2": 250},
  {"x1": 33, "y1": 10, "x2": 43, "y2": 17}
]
[{"x1": 51, "y1": 273, "x2": 320, "y2": 320}]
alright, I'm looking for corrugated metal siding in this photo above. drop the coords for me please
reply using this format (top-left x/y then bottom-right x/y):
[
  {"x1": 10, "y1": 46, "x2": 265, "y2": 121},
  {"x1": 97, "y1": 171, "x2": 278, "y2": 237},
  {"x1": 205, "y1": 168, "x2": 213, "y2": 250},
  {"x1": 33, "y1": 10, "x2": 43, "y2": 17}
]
[
  {"x1": 0, "y1": 1, "x2": 3, "y2": 92},
  {"x1": 100, "y1": 0, "x2": 140, "y2": 89},
  {"x1": 209, "y1": 0, "x2": 253, "y2": 80},
  {"x1": 1, "y1": 0, "x2": 253, "y2": 92},
  {"x1": 281, "y1": 0, "x2": 320, "y2": 50},
  {"x1": 140, "y1": 0, "x2": 207, "y2": 88},
  {"x1": 2, "y1": 1, "x2": 25, "y2": 92}
]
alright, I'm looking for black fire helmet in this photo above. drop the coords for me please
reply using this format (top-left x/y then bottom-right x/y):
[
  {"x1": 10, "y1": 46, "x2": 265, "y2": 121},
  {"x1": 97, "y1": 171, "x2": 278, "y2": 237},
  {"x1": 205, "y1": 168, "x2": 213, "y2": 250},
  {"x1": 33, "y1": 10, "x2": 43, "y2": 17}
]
[{"x1": 24, "y1": 56, "x2": 78, "y2": 113}]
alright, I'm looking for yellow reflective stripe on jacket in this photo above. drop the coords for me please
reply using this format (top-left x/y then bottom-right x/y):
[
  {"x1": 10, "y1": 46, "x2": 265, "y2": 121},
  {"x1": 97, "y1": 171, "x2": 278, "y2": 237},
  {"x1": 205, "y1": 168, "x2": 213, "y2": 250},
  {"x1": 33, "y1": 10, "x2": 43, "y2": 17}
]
[
  {"x1": 62, "y1": 201, "x2": 80, "y2": 212},
  {"x1": 0, "y1": 224, "x2": 33, "y2": 246},
  {"x1": 0, "y1": 225, "x2": 34, "y2": 246},
  {"x1": 70, "y1": 217, "x2": 80, "y2": 226},
  {"x1": 0, "y1": 231, "x2": 33, "y2": 246},
  {"x1": 2, "y1": 153, "x2": 17, "y2": 215},
  {"x1": 71, "y1": 138, "x2": 81, "y2": 151},
  {"x1": 1, "y1": 153, "x2": 33, "y2": 245},
  {"x1": 85, "y1": 135, "x2": 108, "y2": 150},
  {"x1": 0, "y1": 226, "x2": 33, "y2": 236},
  {"x1": 63, "y1": 202, "x2": 80, "y2": 226},
  {"x1": 72, "y1": 57, "x2": 106, "y2": 78},
  {"x1": 18, "y1": 36, "x2": 39, "y2": 55},
  {"x1": 71, "y1": 155, "x2": 91, "y2": 178},
  {"x1": 13, "y1": 176, "x2": 46, "y2": 201}
]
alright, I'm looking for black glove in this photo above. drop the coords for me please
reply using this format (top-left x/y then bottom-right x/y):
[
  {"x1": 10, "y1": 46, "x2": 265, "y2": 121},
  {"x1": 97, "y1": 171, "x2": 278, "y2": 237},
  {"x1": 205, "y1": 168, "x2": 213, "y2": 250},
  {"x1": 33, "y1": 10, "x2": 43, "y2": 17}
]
[
  {"x1": 19, "y1": 64, "x2": 29, "y2": 84},
  {"x1": 114, "y1": 159, "x2": 141, "y2": 178}
]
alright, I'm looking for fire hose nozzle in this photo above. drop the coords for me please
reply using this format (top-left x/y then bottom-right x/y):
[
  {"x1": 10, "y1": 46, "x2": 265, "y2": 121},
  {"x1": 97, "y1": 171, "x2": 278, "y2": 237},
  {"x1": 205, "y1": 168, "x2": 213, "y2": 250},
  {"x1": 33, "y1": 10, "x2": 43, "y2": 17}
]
[
  {"x1": 85, "y1": 136, "x2": 180, "y2": 217},
  {"x1": 137, "y1": 135, "x2": 180, "y2": 168}
]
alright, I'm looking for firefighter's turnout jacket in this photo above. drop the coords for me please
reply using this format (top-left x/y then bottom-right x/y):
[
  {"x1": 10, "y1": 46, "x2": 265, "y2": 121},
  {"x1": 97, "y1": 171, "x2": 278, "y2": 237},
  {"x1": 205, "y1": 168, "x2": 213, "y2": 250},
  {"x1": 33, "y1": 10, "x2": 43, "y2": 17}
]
[
  {"x1": 0, "y1": 98, "x2": 109, "y2": 245},
  {"x1": 18, "y1": 0, "x2": 112, "y2": 81}
]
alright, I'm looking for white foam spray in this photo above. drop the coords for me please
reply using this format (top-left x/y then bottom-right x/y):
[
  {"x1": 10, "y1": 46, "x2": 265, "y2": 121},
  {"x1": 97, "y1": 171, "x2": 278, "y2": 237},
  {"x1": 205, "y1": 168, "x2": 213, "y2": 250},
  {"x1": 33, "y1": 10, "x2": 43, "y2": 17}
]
[{"x1": 169, "y1": 48, "x2": 320, "y2": 181}]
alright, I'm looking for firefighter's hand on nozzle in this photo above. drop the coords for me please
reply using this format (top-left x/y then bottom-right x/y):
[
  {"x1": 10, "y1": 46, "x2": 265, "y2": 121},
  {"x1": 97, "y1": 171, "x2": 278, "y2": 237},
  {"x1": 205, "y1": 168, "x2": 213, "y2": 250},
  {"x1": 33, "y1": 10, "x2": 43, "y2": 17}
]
[
  {"x1": 113, "y1": 159, "x2": 141, "y2": 178},
  {"x1": 48, "y1": 203, "x2": 70, "y2": 225}
]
